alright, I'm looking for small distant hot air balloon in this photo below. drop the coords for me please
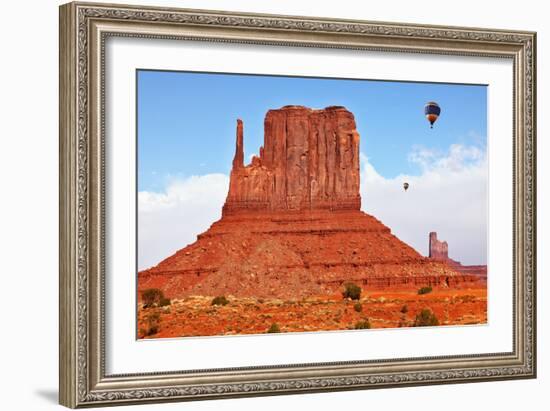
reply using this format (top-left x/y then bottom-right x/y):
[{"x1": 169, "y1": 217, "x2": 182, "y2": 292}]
[
  {"x1": 424, "y1": 101, "x2": 441, "y2": 128},
  {"x1": 403, "y1": 182, "x2": 409, "y2": 191}
]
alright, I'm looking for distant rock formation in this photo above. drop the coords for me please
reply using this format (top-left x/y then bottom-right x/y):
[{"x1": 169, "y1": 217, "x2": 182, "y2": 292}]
[
  {"x1": 138, "y1": 106, "x2": 483, "y2": 299},
  {"x1": 428, "y1": 232, "x2": 487, "y2": 277},
  {"x1": 429, "y1": 232, "x2": 449, "y2": 260},
  {"x1": 223, "y1": 106, "x2": 361, "y2": 214}
]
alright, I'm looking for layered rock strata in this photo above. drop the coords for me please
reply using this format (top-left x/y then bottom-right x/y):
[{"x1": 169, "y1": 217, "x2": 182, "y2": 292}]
[{"x1": 139, "y1": 210, "x2": 481, "y2": 299}]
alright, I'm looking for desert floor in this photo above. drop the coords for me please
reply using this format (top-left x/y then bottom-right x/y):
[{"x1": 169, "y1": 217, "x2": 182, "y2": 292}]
[{"x1": 137, "y1": 286, "x2": 487, "y2": 339}]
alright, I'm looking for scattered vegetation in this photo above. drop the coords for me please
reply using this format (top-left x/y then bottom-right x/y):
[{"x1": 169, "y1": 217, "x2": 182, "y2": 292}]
[
  {"x1": 141, "y1": 288, "x2": 169, "y2": 308},
  {"x1": 418, "y1": 286, "x2": 433, "y2": 295},
  {"x1": 414, "y1": 308, "x2": 439, "y2": 327},
  {"x1": 267, "y1": 323, "x2": 281, "y2": 333},
  {"x1": 147, "y1": 326, "x2": 158, "y2": 336},
  {"x1": 342, "y1": 283, "x2": 362, "y2": 300},
  {"x1": 211, "y1": 295, "x2": 229, "y2": 306},
  {"x1": 400, "y1": 304, "x2": 409, "y2": 314},
  {"x1": 353, "y1": 302, "x2": 363, "y2": 312},
  {"x1": 145, "y1": 312, "x2": 161, "y2": 336},
  {"x1": 354, "y1": 319, "x2": 371, "y2": 329}
]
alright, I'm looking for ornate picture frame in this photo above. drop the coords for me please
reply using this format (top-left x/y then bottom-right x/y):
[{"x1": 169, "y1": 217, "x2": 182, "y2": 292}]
[{"x1": 59, "y1": 2, "x2": 536, "y2": 407}]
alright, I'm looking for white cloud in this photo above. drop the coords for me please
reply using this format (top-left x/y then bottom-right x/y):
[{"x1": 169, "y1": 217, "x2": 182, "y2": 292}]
[
  {"x1": 138, "y1": 144, "x2": 487, "y2": 270},
  {"x1": 408, "y1": 144, "x2": 484, "y2": 172},
  {"x1": 361, "y1": 144, "x2": 487, "y2": 265},
  {"x1": 138, "y1": 174, "x2": 229, "y2": 270}
]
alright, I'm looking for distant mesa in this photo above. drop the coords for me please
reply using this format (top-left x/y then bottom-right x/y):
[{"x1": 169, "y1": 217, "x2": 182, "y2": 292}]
[
  {"x1": 429, "y1": 232, "x2": 487, "y2": 277},
  {"x1": 138, "y1": 106, "x2": 484, "y2": 300}
]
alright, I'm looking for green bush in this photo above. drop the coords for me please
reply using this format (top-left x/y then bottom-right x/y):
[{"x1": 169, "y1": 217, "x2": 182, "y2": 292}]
[
  {"x1": 418, "y1": 286, "x2": 433, "y2": 295},
  {"x1": 353, "y1": 302, "x2": 363, "y2": 312},
  {"x1": 159, "y1": 297, "x2": 171, "y2": 307},
  {"x1": 342, "y1": 283, "x2": 361, "y2": 300},
  {"x1": 141, "y1": 288, "x2": 165, "y2": 308},
  {"x1": 354, "y1": 319, "x2": 371, "y2": 329},
  {"x1": 414, "y1": 308, "x2": 439, "y2": 327},
  {"x1": 400, "y1": 305, "x2": 409, "y2": 314},
  {"x1": 211, "y1": 295, "x2": 229, "y2": 306},
  {"x1": 267, "y1": 323, "x2": 281, "y2": 333}
]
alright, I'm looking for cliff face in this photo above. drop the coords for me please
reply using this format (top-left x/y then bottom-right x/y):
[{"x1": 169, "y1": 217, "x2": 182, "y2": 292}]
[
  {"x1": 429, "y1": 232, "x2": 449, "y2": 260},
  {"x1": 223, "y1": 106, "x2": 361, "y2": 214}
]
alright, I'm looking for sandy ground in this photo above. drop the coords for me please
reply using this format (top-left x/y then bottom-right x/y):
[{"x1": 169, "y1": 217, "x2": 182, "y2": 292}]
[{"x1": 138, "y1": 286, "x2": 487, "y2": 339}]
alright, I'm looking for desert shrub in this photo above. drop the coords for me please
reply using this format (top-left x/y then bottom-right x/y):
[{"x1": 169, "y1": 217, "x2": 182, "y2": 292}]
[
  {"x1": 159, "y1": 297, "x2": 171, "y2": 307},
  {"x1": 267, "y1": 323, "x2": 281, "y2": 333},
  {"x1": 418, "y1": 286, "x2": 433, "y2": 295},
  {"x1": 354, "y1": 319, "x2": 371, "y2": 329},
  {"x1": 147, "y1": 325, "x2": 159, "y2": 336},
  {"x1": 146, "y1": 312, "x2": 161, "y2": 336},
  {"x1": 400, "y1": 305, "x2": 409, "y2": 314},
  {"x1": 342, "y1": 283, "x2": 361, "y2": 300},
  {"x1": 148, "y1": 312, "x2": 160, "y2": 322},
  {"x1": 414, "y1": 308, "x2": 439, "y2": 327},
  {"x1": 141, "y1": 288, "x2": 165, "y2": 308},
  {"x1": 353, "y1": 302, "x2": 363, "y2": 312},
  {"x1": 211, "y1": 295, "x2": 229, "y2": 306}
]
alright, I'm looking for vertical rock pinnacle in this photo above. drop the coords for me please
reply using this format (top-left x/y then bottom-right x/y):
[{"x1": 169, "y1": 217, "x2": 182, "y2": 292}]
[{"x1": 232, "y1": 119, "x2": 244, "y2": 170}]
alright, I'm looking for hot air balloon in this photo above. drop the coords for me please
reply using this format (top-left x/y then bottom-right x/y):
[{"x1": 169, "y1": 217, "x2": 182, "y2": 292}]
[
  {"x1": 403, "y1": 182, "x2": 409, "y2": 191},
  {"x1": 424, "y1": 101, "x2": 441, "y2": 128}
]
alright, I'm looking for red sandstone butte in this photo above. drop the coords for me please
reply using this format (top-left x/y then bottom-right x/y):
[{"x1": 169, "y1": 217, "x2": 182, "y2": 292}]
[
  {"x1": 138, "y1": 106, "x2": 482, "y2": 299},
  {"x1": 224, "y1": 106, "x2": 360, "y2": 214},
  {"x1": 429, "y1": 232, "x2": 487, "y2": 278}
]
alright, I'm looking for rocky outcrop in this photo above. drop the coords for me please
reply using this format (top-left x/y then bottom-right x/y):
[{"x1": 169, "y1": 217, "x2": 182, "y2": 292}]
[
  {"x1": 429, "y1": 232, "x2": 449, "y2": 260},
  {"x1": 428, "y1": 232, "x2": 487, "y2": 277},
  {"x1": 139, "y1": 106, "x2": 484, "y2": 300},
  {"x1": 223, "y1": 106, "x2": 361, "y2": 214}
]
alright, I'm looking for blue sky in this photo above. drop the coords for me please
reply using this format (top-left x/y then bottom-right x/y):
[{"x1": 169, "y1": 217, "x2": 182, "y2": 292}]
[
  {"x1": 137, "y1": 70, "x2": 486, "y2": 192},
  {"x1": 137, "y1": 70, "x2": 488, "y2": 267}
]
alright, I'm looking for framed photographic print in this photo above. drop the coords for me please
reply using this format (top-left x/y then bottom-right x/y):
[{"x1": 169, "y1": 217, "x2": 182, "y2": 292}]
[{"x1": 59, "y1": 2, "x2": 537, "y2": 408}]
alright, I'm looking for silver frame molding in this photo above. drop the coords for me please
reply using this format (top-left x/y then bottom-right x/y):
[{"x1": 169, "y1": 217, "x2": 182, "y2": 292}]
[{"x1": 59, "y1": 2, "x2": 536, "y2": 408}]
